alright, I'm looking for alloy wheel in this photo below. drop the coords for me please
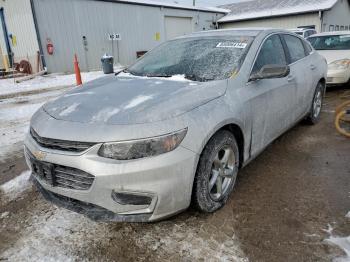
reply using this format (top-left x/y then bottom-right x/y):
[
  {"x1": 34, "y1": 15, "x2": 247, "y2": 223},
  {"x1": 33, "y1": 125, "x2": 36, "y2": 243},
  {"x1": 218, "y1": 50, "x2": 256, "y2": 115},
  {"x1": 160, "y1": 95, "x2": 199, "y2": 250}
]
[
  {"x1": 313, "y1": 90, "x2": 323, "y2": 118},
  {"x1": 209, "y1": 146, "x2": 238, "y2": 201}
]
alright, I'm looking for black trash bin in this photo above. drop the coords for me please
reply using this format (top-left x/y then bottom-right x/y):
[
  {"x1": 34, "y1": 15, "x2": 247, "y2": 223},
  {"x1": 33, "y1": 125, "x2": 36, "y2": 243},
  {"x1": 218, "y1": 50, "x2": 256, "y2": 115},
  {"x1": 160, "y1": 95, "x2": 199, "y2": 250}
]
[{"x1": 101, "y1": 54, "x2": 114, "y2": 74}]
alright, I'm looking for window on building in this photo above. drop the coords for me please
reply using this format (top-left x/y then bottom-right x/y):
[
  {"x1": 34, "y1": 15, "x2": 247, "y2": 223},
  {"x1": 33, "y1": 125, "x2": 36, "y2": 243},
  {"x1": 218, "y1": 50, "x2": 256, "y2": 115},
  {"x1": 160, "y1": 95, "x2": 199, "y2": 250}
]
[
  {"x1": 340, "y1": 26, "x2": 345, "y2": 30},
  {"x1": 345, "y1": 26, "x2": 349, "y2": 30},
  {"x1": 252, "y1": 35, "x2": 287, "y2": 74},
  {"x1": 335, "y1": 25, "x2": 340, "y2": 31},
  {"x1": 283, "y1": 34, "x2": 306, "y2": 63},
  {"x1": 329, "y1": 25, "x2": 334, "y2": 31}
]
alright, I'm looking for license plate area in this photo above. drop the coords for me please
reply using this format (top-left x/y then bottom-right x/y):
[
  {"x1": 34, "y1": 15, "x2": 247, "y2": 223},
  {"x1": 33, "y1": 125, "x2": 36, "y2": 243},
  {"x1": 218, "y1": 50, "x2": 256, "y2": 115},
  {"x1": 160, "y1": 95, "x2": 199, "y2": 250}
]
[{"x1": 28, "y1": 153, "x2": 55, "y2": 186}]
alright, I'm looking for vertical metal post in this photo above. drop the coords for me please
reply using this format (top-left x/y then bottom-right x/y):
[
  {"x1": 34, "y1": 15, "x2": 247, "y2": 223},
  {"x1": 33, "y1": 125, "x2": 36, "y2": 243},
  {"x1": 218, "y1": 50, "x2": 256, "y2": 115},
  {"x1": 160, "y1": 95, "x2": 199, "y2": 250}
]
[{"x1": 193, "y1": 0, "x2": 195, "y2": 6}]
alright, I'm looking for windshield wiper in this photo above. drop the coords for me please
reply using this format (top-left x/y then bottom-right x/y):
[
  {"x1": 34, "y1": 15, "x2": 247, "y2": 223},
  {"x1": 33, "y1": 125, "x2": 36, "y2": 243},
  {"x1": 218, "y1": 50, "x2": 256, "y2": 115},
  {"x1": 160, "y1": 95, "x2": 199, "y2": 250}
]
[
  {"x1": 145, "y1": 73, "x2": 172, "y2": 78},
  {"x1": 185, "y1": 74, "x2": 214, "y2": 82},
  {"x1": 115, "y1": 68, "x2": 139, "y2": 76}
]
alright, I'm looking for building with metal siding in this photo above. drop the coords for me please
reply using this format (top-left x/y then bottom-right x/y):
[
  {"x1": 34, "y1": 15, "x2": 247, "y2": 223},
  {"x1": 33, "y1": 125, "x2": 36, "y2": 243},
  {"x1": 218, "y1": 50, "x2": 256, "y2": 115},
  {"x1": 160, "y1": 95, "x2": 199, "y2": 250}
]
[
  {"x1": 218, "y1": 0, "x2": 350, "y2": 33},
  {"x1": 0, "y1": 0, "x2": 227, "y2": 73},
  {"x1": 0, "y1": 0, "x2": 39, "y2": 71}
]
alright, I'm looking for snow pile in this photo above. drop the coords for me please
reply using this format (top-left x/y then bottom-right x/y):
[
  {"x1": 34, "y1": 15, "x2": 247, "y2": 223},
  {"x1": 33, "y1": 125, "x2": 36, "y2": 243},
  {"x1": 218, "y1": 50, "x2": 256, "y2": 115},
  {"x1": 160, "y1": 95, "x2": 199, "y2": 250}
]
[
  {"x1": 0, "y1": 170, "x2": 31, "y2": 203},
  {"x1": 0, "y1": 71, "x2": 106, "y2": 96},
  {"x1": 346, "y1": 212, "x2": 350, "y2": 219}
]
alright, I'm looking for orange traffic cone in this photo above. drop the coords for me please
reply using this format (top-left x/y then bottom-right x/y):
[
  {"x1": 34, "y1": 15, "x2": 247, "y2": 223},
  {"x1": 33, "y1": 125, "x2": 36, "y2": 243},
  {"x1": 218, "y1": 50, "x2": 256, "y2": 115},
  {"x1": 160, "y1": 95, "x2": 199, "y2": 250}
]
[{"x1": 74, "y1": 54, "x2": 82, "y2": 86}]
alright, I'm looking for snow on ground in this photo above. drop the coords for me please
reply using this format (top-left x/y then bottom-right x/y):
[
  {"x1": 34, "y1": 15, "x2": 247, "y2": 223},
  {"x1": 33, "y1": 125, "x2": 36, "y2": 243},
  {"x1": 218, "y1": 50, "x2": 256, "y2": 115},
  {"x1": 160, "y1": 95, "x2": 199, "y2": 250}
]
[
  {"x1": 0, "y1": 70, "x2": 111, "y2": 96},
  {"x1": 0, "y1": 170, "x2": 31, "y2": 203},
  {"x1": 0, "y1": 101, "x2": 44, "y2": 161},
  {"x1": 1, "y1": 204, "x2": 247, "y2": 261},
  {"x1": 324, "y1": 213, "x2": 350, "y2": 262}
]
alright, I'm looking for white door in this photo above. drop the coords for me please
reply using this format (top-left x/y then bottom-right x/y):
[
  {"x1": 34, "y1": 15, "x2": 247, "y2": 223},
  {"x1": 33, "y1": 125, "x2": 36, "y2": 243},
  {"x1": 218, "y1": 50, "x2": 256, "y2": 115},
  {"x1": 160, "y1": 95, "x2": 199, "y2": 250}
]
[{"x1": 165, "y1": 16, "x2": 193, "y2": 41}]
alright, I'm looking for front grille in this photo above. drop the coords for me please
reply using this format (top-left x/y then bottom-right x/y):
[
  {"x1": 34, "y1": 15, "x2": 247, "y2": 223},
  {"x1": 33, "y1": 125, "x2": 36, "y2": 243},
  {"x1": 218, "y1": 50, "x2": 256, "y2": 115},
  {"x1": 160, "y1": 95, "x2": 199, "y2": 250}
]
[
  {"x1": 53, "y1": 165, "x2": 95, "y2": 190},
  {"x1": 30, "y1": 128, "x2": 96, "y2": 153},
  {"x1": 26, "y1": 149, "x2": 95, "y2": 191}
]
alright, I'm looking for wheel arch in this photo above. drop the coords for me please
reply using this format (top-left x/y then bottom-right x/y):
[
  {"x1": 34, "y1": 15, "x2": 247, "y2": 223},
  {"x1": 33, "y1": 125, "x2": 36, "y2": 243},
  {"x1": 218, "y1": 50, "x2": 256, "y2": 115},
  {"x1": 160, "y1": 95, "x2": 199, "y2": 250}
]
[{"x1": 197, "y1": 121, "x2": 246, "y2": 169}]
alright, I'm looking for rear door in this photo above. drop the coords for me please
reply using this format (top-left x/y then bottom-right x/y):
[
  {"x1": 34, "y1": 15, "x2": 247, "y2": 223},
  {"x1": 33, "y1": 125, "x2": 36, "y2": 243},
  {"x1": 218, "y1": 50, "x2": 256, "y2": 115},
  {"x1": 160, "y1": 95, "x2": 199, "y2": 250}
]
[
  {"x1": 247, "y1": 34, "x2": 297, "y2": 155},
  {"x1": 282, "y1": 34, "x2": 312, "y2": 120}
]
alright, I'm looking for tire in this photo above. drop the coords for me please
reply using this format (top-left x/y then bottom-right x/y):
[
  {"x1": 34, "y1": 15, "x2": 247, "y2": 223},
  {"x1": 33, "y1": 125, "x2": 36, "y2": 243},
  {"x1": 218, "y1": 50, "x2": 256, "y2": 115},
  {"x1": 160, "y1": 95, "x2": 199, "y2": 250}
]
[
  {"x1": 306, "y1": 82, "x2": 325, "y2": 125},
  {"x1": 192, "y1": 130, "x2": 239, "y2": 213}
]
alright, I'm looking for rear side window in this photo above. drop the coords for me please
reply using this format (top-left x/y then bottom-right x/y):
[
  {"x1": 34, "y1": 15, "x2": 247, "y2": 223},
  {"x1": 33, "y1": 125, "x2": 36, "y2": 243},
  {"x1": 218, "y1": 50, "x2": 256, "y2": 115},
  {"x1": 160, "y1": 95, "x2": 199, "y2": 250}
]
[
  {"x1": 252, "y1": 34, "x2": 287, "y2": 74},
  {"x1": 283, "y1": 34, "x2": 306, "y2": 63}
]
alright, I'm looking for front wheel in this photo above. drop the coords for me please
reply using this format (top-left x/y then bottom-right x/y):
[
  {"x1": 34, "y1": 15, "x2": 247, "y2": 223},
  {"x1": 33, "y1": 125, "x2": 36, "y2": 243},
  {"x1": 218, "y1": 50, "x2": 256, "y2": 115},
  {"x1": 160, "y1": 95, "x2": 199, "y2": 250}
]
[
  {"x1": 306, "y1": 82, "x2": 324, "y2": 125},
  {"x1": 192, "y1": 130, "x2": 239, "y2": 213}
]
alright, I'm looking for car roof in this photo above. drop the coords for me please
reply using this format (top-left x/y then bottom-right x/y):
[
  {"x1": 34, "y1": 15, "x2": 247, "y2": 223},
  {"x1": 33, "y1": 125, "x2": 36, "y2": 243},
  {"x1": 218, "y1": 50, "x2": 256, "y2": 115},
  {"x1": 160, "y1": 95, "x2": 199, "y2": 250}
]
[
  {"x1": 309, "y1": 31, "x2": 350, "y2": 37},
  {"x1": 177, "y1": 28, "x2": 290, "y2": 39}
]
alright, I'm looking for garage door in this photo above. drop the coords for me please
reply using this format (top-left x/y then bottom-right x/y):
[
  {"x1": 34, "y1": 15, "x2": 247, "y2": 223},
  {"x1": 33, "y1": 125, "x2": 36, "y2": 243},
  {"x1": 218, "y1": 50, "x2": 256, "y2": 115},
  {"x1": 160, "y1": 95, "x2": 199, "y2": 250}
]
[{"x1": 165, "y1": 16, "x2": 193, "y2": 41}]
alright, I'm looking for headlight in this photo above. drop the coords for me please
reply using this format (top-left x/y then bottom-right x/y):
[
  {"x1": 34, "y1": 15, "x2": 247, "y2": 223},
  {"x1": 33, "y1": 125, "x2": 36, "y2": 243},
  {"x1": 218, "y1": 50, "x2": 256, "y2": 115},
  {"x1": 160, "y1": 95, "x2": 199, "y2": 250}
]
[
  {"x1": 98, "y1": 128, "x2": 188, "y2": 160},
  {"x1": 328, "y1": 59, "x2": 350, "y2": 70}
]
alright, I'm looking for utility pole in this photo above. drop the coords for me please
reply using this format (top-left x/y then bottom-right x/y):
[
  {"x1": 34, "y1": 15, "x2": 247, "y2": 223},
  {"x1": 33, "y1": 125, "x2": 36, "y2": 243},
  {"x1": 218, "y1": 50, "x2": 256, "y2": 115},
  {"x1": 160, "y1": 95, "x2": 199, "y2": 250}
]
[{"x1": 193, "y1": 0, "x2": 195, "y2": 6}]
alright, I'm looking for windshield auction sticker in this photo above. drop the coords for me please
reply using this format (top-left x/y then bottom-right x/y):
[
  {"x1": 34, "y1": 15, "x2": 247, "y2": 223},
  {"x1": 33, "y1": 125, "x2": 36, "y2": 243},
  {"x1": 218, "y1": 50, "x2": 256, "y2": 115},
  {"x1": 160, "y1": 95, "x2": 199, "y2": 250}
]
[{"x1": 216, "y1": 42, "x2": 248, "y2": 49}]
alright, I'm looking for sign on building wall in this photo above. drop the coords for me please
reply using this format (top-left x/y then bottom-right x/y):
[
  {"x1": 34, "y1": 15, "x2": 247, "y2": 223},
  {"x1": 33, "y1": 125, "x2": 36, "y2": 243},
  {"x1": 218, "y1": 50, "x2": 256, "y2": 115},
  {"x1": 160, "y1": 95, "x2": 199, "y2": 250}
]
[{"x1": 108, "y1": 33, "x2": 121, "y2": 41}]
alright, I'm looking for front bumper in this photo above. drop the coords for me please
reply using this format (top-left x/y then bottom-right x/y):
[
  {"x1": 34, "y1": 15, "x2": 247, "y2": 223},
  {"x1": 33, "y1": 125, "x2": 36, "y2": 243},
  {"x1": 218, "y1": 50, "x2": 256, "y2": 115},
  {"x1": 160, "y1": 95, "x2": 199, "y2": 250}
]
[
  {"x1": 327, "y1": 68, "x2": 350, "y2": 85},
  {"x1": 24, "y1": 133, "x2": 198, "y2": 222}
]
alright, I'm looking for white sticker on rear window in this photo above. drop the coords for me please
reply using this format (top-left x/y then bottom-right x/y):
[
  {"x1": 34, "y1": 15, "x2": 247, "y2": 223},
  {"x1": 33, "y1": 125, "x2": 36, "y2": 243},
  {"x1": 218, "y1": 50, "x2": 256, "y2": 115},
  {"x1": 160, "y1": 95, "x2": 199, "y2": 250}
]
[{"x1": 216, "y1": 42, "x2": 248, "y2": 49}]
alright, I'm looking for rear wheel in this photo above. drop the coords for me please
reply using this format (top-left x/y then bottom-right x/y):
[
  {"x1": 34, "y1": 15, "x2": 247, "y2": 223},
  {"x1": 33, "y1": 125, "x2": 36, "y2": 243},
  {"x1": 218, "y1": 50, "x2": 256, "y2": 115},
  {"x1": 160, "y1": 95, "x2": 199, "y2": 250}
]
[
  {"x1": 192, "y1": 130, "x2": 239, "y2": 213},
  {"x1": 306, "y1": 82, "x2": 324, "y2": 125}
]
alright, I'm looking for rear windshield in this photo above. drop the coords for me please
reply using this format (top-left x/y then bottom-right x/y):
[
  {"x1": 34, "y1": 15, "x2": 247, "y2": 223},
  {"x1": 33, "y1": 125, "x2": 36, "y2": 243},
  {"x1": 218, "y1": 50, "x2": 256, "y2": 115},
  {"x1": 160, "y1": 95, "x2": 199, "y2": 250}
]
[
  {"x1": 308, "y1": 35, "x2": 350, "y2": 50},
  {"x1": 294, "y1": 32, "x2": 303, "y2": 36},
  {"x1": 127, "y1": 36, "x2": 255, "y2": 82}
]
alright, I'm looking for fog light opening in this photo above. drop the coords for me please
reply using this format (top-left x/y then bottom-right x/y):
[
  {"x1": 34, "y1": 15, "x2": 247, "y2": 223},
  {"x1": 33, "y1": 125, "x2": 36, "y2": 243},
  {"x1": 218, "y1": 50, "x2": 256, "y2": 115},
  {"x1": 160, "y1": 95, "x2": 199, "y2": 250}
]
[{"x1": 111, "y1": 191, "x2": 152, "y2": 206}]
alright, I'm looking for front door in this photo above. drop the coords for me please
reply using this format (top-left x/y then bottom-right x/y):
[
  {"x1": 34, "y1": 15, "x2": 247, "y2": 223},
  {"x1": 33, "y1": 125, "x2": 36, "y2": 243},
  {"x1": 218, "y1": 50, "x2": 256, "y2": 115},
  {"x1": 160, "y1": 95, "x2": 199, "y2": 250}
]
[{"x1": 247, "y1": 34, "x2": 297, "y2": 156}]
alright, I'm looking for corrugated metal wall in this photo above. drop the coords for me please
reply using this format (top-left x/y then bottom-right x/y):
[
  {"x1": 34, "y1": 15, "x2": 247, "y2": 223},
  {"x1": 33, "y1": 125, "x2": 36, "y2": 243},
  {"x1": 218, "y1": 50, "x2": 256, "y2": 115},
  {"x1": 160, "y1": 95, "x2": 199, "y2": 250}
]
[
  {"x1": 323, "y1": 0, "x2": 350, "y2": 31},
  {"x1": 33, "y1": 0, "x2": 223, "y2": 73},
  {"x1": 0, "y1": 0, "x2": 40, "y2": 71},
  {"x1": 219, "y1": 13, "x2": 322, "y2": 32}
]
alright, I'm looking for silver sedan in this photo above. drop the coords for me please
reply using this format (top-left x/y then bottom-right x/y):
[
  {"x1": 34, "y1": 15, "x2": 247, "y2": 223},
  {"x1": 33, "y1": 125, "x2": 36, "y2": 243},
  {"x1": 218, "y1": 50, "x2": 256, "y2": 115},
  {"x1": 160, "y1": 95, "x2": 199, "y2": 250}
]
[{"x1": 24, "y1": 28, "x2": 327, "y2": 222}]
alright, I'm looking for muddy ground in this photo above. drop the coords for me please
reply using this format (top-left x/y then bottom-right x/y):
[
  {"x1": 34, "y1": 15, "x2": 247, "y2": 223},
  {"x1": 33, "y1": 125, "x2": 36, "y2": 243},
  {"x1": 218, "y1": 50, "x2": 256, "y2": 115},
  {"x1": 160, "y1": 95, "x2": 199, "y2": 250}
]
[{"x1": 0, "y1": 88, "x2": 349, "y2": 261}]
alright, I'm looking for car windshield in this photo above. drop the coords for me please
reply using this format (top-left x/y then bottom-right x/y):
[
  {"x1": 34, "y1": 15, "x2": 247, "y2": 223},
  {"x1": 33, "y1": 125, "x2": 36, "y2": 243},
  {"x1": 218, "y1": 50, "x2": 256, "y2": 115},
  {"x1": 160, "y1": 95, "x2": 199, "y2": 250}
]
[
  {"x1": 308, "y1": 35, "x2": 350, "y2": 50},
  {"x1": 127, "y1": 36, "x2": 254, "y2": 82}
]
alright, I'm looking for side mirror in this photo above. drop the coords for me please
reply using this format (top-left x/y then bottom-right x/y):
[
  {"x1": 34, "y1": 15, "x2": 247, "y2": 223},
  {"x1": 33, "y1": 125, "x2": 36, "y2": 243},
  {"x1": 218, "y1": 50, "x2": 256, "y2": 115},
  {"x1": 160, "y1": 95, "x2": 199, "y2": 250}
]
[{"x1": 250, "y1": 64, "x2": 290, "y2": 81}]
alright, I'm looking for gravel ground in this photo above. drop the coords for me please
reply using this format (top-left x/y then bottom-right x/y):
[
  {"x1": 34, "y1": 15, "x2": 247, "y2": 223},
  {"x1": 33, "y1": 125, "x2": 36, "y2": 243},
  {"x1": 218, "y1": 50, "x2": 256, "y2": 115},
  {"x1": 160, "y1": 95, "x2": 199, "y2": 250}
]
[{"x1": 0, "y1": 87, "x2": 349, "y2": 261}]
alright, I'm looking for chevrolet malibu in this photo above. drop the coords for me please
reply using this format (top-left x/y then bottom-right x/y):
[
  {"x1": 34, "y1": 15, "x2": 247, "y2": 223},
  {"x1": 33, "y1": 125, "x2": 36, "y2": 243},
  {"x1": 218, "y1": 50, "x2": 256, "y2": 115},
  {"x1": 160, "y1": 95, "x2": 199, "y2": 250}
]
[{"x1": 25, "y1": 29, "x2": 327, "y2": 222}]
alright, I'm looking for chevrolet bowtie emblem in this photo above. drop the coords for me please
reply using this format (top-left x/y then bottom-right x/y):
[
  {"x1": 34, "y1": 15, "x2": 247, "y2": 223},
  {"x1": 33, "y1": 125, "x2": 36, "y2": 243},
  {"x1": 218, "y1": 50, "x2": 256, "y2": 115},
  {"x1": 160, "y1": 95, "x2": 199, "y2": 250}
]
[{"x1": 33, "y1": 150, "x2": 46, "y2": 161}]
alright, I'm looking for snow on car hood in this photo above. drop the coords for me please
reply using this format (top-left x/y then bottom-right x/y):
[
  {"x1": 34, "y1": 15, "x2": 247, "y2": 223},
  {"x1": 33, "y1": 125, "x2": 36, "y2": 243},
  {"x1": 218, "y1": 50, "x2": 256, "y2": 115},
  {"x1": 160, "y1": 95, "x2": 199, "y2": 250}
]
[
  {"x1": 317, "y1": 50, "x2": 350, "y2": 64},
  {"x1": 43, "y1": 74, "x2": 227, "y2": 125}
]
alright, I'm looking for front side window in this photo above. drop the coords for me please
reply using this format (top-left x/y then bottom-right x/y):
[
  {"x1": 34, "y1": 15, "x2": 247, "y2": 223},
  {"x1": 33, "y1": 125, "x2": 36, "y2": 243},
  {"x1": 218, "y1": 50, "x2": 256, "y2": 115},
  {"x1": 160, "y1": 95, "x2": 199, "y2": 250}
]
[
  {"x1": 252, "y1": 34, "x2": 287, "y2": 74},
  {"x1": 128, "y1": 35, "x2": 255, "y2": 82},
  {"x1": 283, "y1": 34, "x2": 306, "y2": 63},
  {"x1": 308, "y1": 35, "x2": 350, "y2": 50}
]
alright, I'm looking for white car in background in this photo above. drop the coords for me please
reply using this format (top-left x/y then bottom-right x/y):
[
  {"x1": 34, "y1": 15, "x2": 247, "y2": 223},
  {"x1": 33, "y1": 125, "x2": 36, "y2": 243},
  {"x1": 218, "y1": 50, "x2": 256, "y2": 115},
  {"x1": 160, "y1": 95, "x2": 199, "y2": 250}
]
[
  {"x1": 308, "y1": 31, "x2": 350, "y2": 85},
  {"x1": 290, "y1": 28, "x2": 317, "y2": 38}
]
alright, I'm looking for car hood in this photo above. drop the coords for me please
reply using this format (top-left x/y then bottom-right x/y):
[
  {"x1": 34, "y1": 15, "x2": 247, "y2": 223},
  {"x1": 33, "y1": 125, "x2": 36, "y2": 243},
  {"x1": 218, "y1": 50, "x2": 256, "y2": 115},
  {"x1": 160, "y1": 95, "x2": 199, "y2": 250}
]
[
  {"x1": 43, "y1": 74, "x2": 227, "y2": 125},
  {"x1": 317, "y1": 50, "x2": 350, "y2": 64}
]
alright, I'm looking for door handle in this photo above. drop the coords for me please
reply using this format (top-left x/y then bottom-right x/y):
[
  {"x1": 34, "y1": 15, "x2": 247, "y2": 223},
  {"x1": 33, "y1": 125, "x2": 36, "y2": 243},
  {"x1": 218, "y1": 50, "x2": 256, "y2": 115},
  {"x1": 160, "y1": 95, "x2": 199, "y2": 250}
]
[
  {"x1": 310, "y1": 64, "x2": 316, "y2": 70},
  {"x1": 287, "y1": 75, "x2": 295, "y2": 82}
]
